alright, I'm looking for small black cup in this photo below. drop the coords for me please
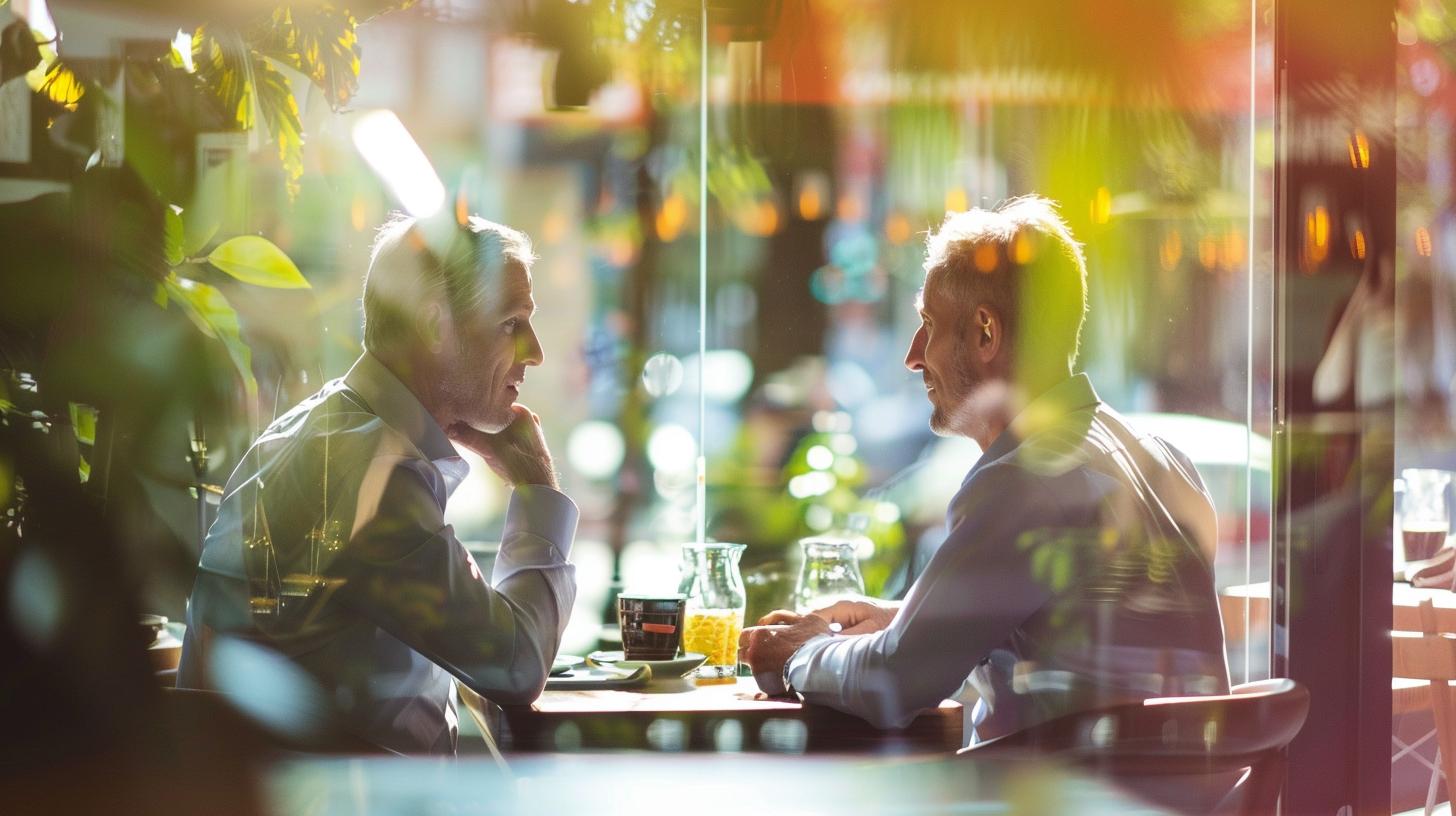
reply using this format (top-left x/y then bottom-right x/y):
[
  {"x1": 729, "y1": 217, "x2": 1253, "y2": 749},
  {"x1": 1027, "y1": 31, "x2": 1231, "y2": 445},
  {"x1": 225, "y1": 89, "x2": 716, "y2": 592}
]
[{"x1": 617, "y1": 594, "x2": 686, "y2": 661}]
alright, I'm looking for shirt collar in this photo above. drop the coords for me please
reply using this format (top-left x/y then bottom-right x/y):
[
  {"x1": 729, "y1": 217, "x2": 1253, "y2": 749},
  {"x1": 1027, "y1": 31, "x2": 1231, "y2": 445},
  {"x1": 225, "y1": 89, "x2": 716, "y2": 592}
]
[
  {"x1": 342, "y1": 351, "x2": 462, "y2": 472},
  {"x1": 973, "y1": 373, "x2": 1101, "y2": 473}
]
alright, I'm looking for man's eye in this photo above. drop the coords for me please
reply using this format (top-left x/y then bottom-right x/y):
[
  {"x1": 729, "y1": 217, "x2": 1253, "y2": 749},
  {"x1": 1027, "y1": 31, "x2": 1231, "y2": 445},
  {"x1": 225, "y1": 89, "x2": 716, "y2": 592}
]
[{"x1": 503, "y1": 319, "x2": 518, "y2": 334}]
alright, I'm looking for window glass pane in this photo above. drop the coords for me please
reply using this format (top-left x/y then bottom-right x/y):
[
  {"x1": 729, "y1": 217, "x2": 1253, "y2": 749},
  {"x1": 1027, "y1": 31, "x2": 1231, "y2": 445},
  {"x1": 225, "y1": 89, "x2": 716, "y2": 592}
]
[
  {"x1": 702, "y1": 2, "x2": 1273, "y2": 683},
  {"x1": 1393, "y1": 2, "x2": 1454, "y2": 810}
]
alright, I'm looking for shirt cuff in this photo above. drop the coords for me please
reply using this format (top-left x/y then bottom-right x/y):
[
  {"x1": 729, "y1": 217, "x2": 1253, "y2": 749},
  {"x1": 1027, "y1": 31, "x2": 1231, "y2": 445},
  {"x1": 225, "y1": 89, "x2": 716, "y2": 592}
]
[
  {"x1": 503, "y1": 484, "x2": 579, "y2": 561},
  {"x1": 784, "y1": 632, "x2": 835, "y2": 693}
]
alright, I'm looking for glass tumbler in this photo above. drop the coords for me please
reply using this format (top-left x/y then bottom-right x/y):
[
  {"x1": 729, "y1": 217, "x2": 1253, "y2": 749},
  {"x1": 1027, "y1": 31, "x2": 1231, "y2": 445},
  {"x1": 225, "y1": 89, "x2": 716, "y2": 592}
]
[
  {"x1": 1402, "y1": 468, "x2": 1451, "y2": 563},
  {"x1": 792, "y1": 534, "x2": 867, "y2": 614}
]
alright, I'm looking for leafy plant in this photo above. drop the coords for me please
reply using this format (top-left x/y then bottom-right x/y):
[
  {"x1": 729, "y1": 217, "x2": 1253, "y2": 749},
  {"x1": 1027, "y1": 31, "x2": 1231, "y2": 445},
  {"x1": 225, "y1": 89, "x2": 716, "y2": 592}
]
[
  {"x1": 253, "y1": 5, "x2": 363, "y2": 111},
  {"x1": 188, "y1": 2, "x2": 412, "y2": 195},
  {"x1": 191, "y1": 26, "x2": 306, "y2": 196}
]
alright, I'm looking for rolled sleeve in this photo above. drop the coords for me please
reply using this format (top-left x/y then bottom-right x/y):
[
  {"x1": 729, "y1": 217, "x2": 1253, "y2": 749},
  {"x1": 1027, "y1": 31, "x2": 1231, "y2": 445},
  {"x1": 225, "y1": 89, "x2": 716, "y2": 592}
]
[
  {"x1": 493, "y1": 485, "x2": 579, "y2": 582},
  {"x1": 785, "y1": 633, "x2": 835, "y2": 693}
]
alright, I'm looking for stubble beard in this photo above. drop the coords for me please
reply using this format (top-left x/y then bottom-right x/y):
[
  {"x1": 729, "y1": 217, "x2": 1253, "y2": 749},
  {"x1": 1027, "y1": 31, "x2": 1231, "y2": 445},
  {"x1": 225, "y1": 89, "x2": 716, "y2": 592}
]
[
  {"x1": 928, "y1": 377, "x2": 976, "y2": 438},
  {"x1": 436, "y1": 362, "x2": 512, "y2": 434},
  {"x1": 927, "y1": 334, "x2": 980, "y2": 439}
]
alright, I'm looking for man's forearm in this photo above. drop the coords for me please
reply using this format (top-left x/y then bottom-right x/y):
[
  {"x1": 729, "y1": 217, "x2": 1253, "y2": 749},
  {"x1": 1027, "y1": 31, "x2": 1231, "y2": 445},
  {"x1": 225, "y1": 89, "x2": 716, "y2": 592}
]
[
  {"x1": 784, "y1": 631, "x2": 923, "y2": 729},
  {"x1": 471, "y1": 484, "x2": 578, "y2": 700}
]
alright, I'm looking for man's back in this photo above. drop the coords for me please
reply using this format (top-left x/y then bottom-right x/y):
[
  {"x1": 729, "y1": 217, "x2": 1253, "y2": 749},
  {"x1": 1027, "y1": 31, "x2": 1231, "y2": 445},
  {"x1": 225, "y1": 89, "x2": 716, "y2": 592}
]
[
  {"x1": 778, "y1": 374, "x2": 1228, "y2": 744},
  {"x1": 957, "y1": 375, "x2": 1229, "y2": 741}
]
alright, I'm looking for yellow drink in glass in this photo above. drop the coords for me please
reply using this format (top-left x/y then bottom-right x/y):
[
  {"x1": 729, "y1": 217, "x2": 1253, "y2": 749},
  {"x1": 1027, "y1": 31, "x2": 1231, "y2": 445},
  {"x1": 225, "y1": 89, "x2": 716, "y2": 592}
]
[{"x1": 683, "y1": 607, "x2": 743, "y2": 678}]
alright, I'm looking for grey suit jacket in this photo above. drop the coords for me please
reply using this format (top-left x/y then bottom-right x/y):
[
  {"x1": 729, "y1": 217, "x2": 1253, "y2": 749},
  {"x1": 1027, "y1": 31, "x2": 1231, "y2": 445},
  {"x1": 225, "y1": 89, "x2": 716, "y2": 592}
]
[
  {"x1": 178, "y1": 353, "x2": 577, "y2": 754},
  {"x1": 786, "y1": 374, "x2": 1230, "y2": 743}
]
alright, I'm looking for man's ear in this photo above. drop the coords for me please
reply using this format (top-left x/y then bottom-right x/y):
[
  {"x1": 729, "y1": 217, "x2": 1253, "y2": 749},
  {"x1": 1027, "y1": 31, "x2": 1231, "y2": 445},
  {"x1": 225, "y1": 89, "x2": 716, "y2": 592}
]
[
  {"x1": 974, "y1": 305, "x2": 1002, "y2": 363},
  {"x1": 417, "y1": 301, "x2": 447, "y2": 354}
]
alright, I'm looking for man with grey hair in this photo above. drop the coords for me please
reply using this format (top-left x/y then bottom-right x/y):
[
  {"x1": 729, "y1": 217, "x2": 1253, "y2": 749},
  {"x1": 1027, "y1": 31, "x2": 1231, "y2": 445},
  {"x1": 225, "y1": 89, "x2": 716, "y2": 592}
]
[
  {"x1": 741, "y1": 195, "x2": 1228, "y2": 746},
  {"x1": 179, "y1": 212, "x2": 576, "y2": 755}
]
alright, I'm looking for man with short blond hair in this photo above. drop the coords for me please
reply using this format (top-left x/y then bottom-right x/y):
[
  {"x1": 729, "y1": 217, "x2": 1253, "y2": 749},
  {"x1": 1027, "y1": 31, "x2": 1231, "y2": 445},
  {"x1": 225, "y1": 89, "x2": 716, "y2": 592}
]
[{"x1": 741, "y1": 195, "x2": 1229, "y2": 745}]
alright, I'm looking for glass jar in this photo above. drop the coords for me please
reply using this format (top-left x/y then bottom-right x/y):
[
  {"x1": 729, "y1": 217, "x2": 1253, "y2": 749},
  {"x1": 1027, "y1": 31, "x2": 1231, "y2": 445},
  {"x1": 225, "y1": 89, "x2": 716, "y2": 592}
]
[
  {"x1": 793, "y1": 534, "x2": 867, "y2": 614},
  {"x1": 1401, "y1": 468, "x2": 1452, "y2": 563},
  {"x1": 681, "y1": 542, "x2": 746, "y2": 679}
]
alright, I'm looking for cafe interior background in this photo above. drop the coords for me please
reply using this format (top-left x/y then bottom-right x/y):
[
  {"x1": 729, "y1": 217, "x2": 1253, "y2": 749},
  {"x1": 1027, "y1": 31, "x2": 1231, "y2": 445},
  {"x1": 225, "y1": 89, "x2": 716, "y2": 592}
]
[{"x1": 0, "y1": 0, "x2": 1447, "y2": 811}]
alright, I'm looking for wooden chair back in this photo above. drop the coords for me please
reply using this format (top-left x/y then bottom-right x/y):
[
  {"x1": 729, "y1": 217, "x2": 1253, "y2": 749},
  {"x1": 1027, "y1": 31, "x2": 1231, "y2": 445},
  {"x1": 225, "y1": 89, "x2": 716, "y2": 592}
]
[{"x1": 1392, "y1": 598, "x2": 1456, "y2": 794}]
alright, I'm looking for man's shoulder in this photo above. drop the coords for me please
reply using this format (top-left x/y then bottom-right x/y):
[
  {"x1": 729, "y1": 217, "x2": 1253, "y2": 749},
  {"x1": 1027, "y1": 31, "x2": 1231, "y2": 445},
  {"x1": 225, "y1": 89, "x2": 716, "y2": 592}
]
[
  {"x1": 951, "y1": 457, "x2": 1059, "y2": 522},
  {"x1": 1082, "y1": 405, "x2": 1207, "y2": 486},
  {"x1": 247, "y1": 383, "x2": 433, "y2": 474},
  {"x1": 1009, "y1": 402, "x2": 1196, "y2": 480}
]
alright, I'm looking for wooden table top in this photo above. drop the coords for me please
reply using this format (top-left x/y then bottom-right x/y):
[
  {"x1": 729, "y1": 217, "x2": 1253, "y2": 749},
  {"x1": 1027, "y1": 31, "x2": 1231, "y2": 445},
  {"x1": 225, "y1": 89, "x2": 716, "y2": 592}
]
[
  {"x1": 501, "y1": 677, "x2": 964, "y2": 754},
  {"x1": 527, "y1": 677, "x2": 961, "y2": 714}
]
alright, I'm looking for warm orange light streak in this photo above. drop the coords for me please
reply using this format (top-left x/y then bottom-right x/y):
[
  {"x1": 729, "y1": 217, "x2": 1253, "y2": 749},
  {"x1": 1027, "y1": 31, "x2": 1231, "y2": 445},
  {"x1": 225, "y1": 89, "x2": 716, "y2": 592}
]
[
  {"x1": 737, "y1": 200, "x2": 780, "y2": 237},
  {"x1": 885, "y1": 213, "x2": 911, "y2": 245},
  {"x1": 1198, "y1": 235, "x2": 1218, "y2": 270},
  {"x1": 1011, "y1": 231, "x2": 1035, "y2": 264},
  {"x1": 1222, "y1": 230, "x2": 1245, "y2": 270},
  {"x1": 798, "y1": 186, "x2": 823, "y2": 221},
  {"x1": 1417, "y1": 227, "x2": 1433, "y2": 257},
  {"x1": 1159, "y1": 230, "x2": 1182, "y2": 271},
  {"x1": 1303, "y1": 206, "x2": 1331, "y2": 269},
  {"x1": 756, "y1": 200, "x2": 780, "y2": 235},
  {"x1": 973, "y1": 243, "x2": 998, "y2": 273},
  {"x1": 1351, "y1": 229, "x2": 1366, "y2": 260},
  {"x1": 1348, "y1": 131, "x2": 1370, "y2": 169},
  {"x1": 655, "y1": 193, "x2": 687, "y2": 241},
  {"x1": 455, "y1": 186, "x2": 469, "y2": 226}
]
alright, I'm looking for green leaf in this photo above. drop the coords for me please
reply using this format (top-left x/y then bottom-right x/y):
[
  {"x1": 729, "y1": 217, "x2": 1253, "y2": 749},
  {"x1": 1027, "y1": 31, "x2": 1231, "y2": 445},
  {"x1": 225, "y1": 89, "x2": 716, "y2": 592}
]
[
  {"x1": 31, "y1": 57, "x2": 85, "y2": 111},
  {"x1": 252, "y1": 55, "x2": 305, "y2": 197},
  {"x1": 77, "y1": 453, "x2": 90, "y2": 484},
  {"x1": 206, "y1": 235, "x2": 309, "y2": 289},
  {"x1": 153, "y1": 282, "x2": 169, "y2": 308},
  {"x1": 192, "y1": 26, "x2": 251, "y2": 126},
  {"x1": 192, "y1": 27, "x2": 305, "y2": 197},
  {"x1": 164, "y1": 275, "x2": 258, "y2": 399},
  {"x1": 68, "y1": 402, "x2": 97, "y2": 446},
  {"x1": 254, "y1": 5, "x2": 361, "y2": 112},
  {"x1": 164, "y1": 206, "x2": 185, "y2": 266}
]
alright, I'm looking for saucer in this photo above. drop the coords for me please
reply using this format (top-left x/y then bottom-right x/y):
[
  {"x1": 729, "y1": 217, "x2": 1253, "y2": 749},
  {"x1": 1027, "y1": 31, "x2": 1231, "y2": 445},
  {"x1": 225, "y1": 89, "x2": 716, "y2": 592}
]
[
  {"x1": 587, "y1": 650, "x2": 707, "y2": 678},
  {"x1": 551, "y1": 654, "x2": 586, "y2": 677}
]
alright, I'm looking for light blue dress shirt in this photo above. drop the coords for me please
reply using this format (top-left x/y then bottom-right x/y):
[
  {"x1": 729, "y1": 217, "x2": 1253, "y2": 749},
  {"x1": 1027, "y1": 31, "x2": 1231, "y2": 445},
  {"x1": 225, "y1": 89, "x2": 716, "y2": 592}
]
[
  {"x1": 786, "y1": 374, "x2": 1230, "y2": 744},
  {"x1": 178, "y1": 352, "x2": 577, "y2": 754}
]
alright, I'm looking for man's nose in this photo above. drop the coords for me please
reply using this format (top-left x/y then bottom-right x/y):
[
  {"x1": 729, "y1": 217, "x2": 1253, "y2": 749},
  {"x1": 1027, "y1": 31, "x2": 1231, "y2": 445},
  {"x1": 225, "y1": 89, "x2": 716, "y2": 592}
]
[
  {"x1": 517, "y1": 326, "x2": 544, "y2": 366},
  {"x1": 904, "y1": 326, "x2": 926, "y2": 372}
]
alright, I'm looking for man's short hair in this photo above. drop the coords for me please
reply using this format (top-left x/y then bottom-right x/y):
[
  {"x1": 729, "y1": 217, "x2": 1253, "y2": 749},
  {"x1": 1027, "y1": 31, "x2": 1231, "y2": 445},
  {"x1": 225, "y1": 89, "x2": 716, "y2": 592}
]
[
  {"x1": 923, "y1": 195, "x2": 1088, "y2": 373},
  {"x1": 362, "y1": 213, "x2": 536, "y2": 352}
]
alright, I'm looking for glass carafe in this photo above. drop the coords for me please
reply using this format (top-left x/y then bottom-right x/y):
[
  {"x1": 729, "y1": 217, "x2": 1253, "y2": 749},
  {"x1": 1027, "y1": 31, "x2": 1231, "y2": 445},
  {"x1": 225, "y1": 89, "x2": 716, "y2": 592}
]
[
  {"x1": 681, "y1": 542, "x2": 746, "y2": 679},
  {"x1": 793, "y1": 535, "x2": 867, "y2": 614}
]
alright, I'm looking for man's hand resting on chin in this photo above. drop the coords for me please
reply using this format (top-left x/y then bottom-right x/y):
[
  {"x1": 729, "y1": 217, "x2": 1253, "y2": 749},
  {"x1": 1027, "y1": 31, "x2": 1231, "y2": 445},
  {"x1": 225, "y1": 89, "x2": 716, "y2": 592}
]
[{"x1": 448, "y1": 404, "x2": 558, "y2": 489}]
